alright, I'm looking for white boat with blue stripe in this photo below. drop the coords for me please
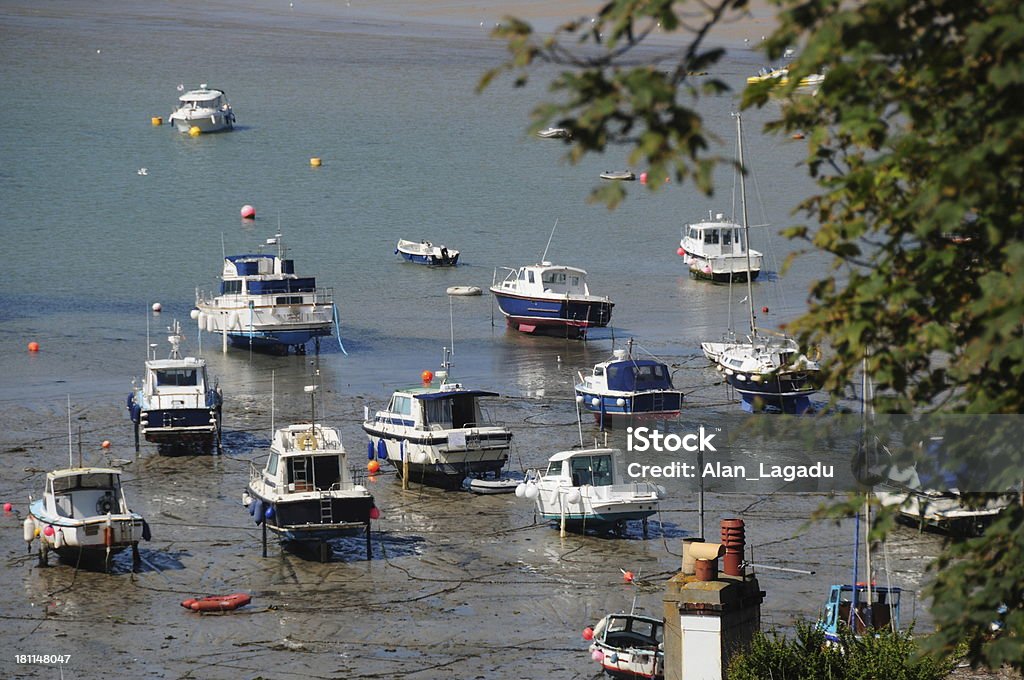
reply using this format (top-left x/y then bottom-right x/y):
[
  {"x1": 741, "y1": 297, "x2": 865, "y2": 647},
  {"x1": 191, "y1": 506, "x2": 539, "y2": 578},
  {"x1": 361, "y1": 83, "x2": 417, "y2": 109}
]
[
  {"x1": 395, "y1": 239, "x2": 460, "y2": 266},
  {"x1": 195, "y1": 234, "x2": 339, "y2": 354},
  {"x1": 517, "y1": 447, "x2": 664, "y2": 535},
  {"x1": 490, "y1": 262, "x2": 614, "y2": 338},
  {"x1": 362, "y1": 349, "x2": 513, "y2": 490},
  {"x1": 127, "y1": 320, "x2": 222, "y2": 453},
  {"x1": 575, "y1": 340, "x2": 684, "y2": 426}
]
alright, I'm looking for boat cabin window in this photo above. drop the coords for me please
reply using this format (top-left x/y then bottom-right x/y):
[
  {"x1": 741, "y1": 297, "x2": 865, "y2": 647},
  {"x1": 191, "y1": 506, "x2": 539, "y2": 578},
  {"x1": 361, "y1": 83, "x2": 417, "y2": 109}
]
[
  {"x1": 53, "y1": 473, "x2": 115, "y2": 493},
  {"x1": 422, "y1": 395, "x2": 479, "y2": 429},
  {"x1": 266, "y1": 451, "x2": 279, "y2": 477},
  {"x1": 389, "y1": 395, "x2": 413, "y2": 416},
  {"x1": 570, "y1": 454, "x2": 613, "y2": 487},
  {"x1": 528, "y1": 271, "x2": 535, "y2": 284},
  {"x1": 276, "y1": 296, "x2": 304, "y2": 305},
  {"x1": 704, "y1": 229, "x2": 720, "y2": 244},
  {"x1": 518, "y1": 269, "x2": 527, "y2": 280},
  {"x1": 593, "y1": 367, "x2": 605, "y2": 377},
  {"x1": 545, "y1": 461, "x2": 565, "y2": 477},
  {"x1": 155, "y1": 368, "x2": 198, "y2": 386},
  {"x1": 722, "y1": 229, "x2": 732, "y2": 246},
  {"x1": 221, "y1": 280, "x2": 242, "y2": 295},
  {"x1": 286, "y1": 455, "x2": 341, "y2": 491},
  {"x1": 735, "y1": 229, "x2": 743, "y2": 247},
  {"x1": 542, "y1": 271, "x2": 567, "y2": 285}
]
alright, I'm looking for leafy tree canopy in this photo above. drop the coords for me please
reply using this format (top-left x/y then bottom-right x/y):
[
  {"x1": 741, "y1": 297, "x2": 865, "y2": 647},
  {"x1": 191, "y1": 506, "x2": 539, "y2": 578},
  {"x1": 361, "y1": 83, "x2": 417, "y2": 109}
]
[{"x1": 481, "y1": 0, "x2": 1024, "y2": 670}]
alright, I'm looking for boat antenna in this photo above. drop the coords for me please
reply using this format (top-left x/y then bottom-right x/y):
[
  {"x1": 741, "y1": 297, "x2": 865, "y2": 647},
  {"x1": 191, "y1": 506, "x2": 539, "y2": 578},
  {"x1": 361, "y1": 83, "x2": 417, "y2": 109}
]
[
  {"x1": 305, "y1": 379, "x2": 318, "y2": 434},
  {"x1": 270, "y1": 369, "x2": 275, "y2": 441},
  {"x1": 575, "y1": 396, "x2": 585, "y2": 447},
  {"x1": 540, "y1": 218, "x2": 558, "y2": 264},
  {"x1": 449, "y1": 294, "x2": 455, "y2": 360},
  {"x1": 67, "y1": 395, "x2": 73, "y2": 468},
  {"x1": 221, "y1": 232, "x2": 226, "y2": 262},
  {"x1": 735, "y1": 112, "x2": 757, "y2": 338}
]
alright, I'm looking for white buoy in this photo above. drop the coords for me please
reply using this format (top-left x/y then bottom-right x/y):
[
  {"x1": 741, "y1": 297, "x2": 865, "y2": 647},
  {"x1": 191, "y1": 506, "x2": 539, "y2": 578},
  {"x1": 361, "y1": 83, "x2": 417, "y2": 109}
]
[
  {"x1": 152, "y1": 302, "x2": 162, "y2": 313},
  {"x1": 190, "y1": 308, "x2": 200, "y2": 320}
]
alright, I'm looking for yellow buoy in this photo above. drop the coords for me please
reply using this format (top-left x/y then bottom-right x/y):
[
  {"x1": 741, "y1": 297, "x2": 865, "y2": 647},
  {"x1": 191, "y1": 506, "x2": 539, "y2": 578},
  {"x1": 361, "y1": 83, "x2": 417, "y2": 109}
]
[
  {"x1": 151, "y1": 116, "x2": 163, "y2": 126},
  {"x1": 310, "y1": 157, "x2": 322, "y2": 167},
  {"x1": 188, "y1": 126, "x2": 201, "y2": 137}
]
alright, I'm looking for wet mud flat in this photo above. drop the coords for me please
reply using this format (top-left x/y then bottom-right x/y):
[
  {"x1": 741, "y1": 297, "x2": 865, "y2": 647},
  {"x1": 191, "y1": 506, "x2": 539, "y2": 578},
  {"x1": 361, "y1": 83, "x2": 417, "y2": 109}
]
[{"x1": 0, "y1": 395, "x2": 944, "y2": 679}]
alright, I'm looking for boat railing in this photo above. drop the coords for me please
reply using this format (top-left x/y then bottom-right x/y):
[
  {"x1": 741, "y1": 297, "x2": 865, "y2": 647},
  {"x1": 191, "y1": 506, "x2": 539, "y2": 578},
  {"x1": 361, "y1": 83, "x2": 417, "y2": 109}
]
[{"x1": 249, "y1": 461, "x2": 262, "y2": 482}]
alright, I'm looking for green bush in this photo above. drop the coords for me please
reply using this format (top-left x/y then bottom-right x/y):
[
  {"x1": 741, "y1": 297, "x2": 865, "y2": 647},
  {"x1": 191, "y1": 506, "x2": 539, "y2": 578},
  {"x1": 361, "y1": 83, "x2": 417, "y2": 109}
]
[{"x1": 728, "y1": 622, "x2": 957, "y2": 680}]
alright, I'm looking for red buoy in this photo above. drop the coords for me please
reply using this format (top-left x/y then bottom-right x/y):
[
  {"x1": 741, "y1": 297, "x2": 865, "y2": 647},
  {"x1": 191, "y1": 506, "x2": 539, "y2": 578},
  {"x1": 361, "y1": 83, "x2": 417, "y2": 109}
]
[
  {"x1": 27, "y1": 341, "x2": 40, "y2": 352},
  {"x1": 582, "y1": 626, "x2": 594, "y2": 641},
  {"x1": 367, "y1": 460, "x2": 380, "y2": 474},
  {"x1": 623, "y1": 570, "x2": 635, "y2": 583},
  {"x1": 421, "y1": 370, "x2": 434, "y2": 385},
  {"x1": 369, "y1": 506, "x2": 381, "y2": 520},
  {"x1": 762, "y1": 306, "x2": 769, "y2": 313},
  {"x1": 240, "y1": 205, "x2": 256, "y2": 219},
  {"x1": 677, "y1": 247, "x2": 686, "y2": 257}
]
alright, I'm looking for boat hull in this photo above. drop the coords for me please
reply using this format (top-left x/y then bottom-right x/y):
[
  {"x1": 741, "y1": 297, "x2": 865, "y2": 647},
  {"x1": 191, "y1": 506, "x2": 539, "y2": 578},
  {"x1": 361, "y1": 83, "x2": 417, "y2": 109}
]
[
  {"x1": 575, "y1": 389, "x2": 683, "y2": 420},
  {"x1": 364, "y1": 428, "x2": 511, "y2": 490},
  {"x1": 725, "y1": 372, "x2": 817, "y2": 413},
  {"x1": 170, "y1": 111, "x2": 234, "y2": 133},
  {"x1": 397, "y1": 249, "x2": 459, "y2": 266},
  {"x1": 138, "y1": 407, "x2": 219, "y2": 444},
  {"x1": 29, "y1": 503, "x2": 145, "y2": 564},
  {"x1": 688, "y1": 266, "x2": 760, "y2": 283},
  {"x1": 491, "y1": 291, "x2": 613, "y2": 338},
  {"x1": 224, "y1": 326, "x2": 332, "y2": 351},
  {"x1": 246, "y1": 488, "x2": 373, "y2": 542}
]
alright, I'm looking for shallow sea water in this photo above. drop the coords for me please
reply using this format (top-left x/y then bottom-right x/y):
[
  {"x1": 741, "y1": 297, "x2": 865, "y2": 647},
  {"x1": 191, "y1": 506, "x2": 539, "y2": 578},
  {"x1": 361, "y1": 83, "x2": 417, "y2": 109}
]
[{"x1": 0, "y1": 1, "x2": 945, "y2": 678}]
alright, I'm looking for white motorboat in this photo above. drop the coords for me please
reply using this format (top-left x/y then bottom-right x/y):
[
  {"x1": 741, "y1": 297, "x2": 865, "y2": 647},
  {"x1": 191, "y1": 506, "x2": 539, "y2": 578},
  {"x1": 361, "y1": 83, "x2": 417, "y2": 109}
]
[
  {"x1": 25, "y1": 467, "x2": 149, "y2": 572},
  {"x1": 395, "y1": 239, "x2": 460, "y2": 266},
  {"x1": 574, "y1": 339, "x2": 684, "y2": 426},
  {"x1": 194, "y1": 234, "x2": 338, "y2": 355},
  {"x1": 244, "y1": 409, "x2": 378, "y2": 561},
  {"x1": 679, "y1": 211, "x2": 763, "y2": 282},
  {"x1": 518, "y1": 447, "x2": 664, "y2": 534},
  {"x1": 587, "y1": 612, "x2": 664, "y2": 680},
  {"x1": 447, "y1": 285, "x2": 482, "y2": 296},
  {"x1": 746, "y1": 65, "x2": 824, "y2": 88},
  {"x1": 169, "y1": 84, "x2": 235, "y2": 133},
  {"x1": 362, "y1": 349, "x2": 513, "y2": 490},
  {"x1": 600, "y1": 170, "x2": 636, "y2": 181},
  {"x1": 127, "y1": 320, "x2": 222, "y2": 453},
  {"x1": 537, "y1": 126, "x2": 570, "y2": 139}
]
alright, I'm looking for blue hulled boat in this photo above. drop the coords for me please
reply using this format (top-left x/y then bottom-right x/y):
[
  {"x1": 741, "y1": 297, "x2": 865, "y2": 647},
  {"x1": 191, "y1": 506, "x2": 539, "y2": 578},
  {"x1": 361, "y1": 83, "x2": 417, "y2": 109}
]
[
  {"x1": 575, "y1": 340, "x2": 684, "y2": 426},
  {"x1": 195, "y1": 234, "x2": 338, "y2": 354},
  {"x1": 395, "y1": 239, "x2": 460, "y2": 266},
  {"x1": 127, "y1": 320, "x2": 222, "y2": 453},
  {"x1": 489, "y1": 262, "x2": 614, "y2": 338}
]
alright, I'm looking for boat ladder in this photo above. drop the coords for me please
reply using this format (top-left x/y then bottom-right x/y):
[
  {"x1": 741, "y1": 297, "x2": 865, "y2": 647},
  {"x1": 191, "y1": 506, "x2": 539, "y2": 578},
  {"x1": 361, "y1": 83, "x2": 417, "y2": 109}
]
[{"x1": 319, "y1": 493, "x2": 333, "y2": 523}]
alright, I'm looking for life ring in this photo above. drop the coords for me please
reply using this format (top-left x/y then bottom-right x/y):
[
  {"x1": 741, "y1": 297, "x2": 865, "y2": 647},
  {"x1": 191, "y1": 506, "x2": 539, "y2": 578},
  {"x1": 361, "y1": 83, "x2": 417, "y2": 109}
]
[
  {"x1": 296, "y1": 432, "x2": 318, "y2": 450},
  {"x1": 96, "y1": 494, "x2": 116, "y2": 515},
  {"x1": 181, "y1": 593, "x2": 251, "y2": 612}
]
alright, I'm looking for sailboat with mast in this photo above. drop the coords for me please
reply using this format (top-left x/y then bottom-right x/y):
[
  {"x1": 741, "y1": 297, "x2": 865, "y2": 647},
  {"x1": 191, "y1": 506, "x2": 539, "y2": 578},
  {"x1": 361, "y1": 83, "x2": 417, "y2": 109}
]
[{"x1": 709, "y1": 113, "x2": 821, "y2": 413}]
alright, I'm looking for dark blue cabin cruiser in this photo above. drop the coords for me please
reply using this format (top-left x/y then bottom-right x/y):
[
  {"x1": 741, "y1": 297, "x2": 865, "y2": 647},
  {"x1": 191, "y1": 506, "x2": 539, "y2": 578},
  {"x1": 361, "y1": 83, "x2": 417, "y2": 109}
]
[
  {"x1": 195, "y1": 234, "x2": 337, "y2": 354},
  {"x1": 575, "y1": 340, "x2": 684, "y2": 426}
]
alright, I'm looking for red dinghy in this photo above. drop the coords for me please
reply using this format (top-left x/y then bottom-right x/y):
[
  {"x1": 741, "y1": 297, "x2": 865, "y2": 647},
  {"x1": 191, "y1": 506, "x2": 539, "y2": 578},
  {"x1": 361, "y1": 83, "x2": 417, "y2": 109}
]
[{"x1": 181, "y1": 593, "x2": 251, "y2": 612}]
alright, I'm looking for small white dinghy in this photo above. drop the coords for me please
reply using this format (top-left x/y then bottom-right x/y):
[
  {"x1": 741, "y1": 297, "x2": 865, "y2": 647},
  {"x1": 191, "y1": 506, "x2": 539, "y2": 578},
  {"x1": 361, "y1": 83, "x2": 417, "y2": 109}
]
[
  {"x1": 599, "y1": 170, "x2": 636, "y2": 181},
  {"x1": 464, "y1": 475, "x2": 522, "y2": 494},
  {"x1": 447, "y1": 286, "x2": 483, "y2": 296}
]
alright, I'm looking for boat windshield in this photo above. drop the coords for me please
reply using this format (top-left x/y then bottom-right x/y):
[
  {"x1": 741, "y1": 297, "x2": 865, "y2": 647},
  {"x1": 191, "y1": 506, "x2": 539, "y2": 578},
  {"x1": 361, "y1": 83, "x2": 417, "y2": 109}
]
[
  {"x1": 570, "y1": 454, "x2": 613, "y2": 487},
  {"x1": 423, "y1": 395, "x2": 480, "y2": 429},
  {"x1": 53, "y1": 473, "x2": 115, "y2": 493},
  {"x1": 155, "y1": 368, "x2": 198, "y2": 386},
  {"x1": 545, "y1": 462, "x2": 564, "y2": 477}
]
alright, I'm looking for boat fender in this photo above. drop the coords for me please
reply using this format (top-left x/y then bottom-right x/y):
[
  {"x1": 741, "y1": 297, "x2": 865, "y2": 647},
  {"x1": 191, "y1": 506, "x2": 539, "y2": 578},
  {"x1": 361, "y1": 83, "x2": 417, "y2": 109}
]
[
  {"x1": 23, "y1": 517, "x2": 35, "y2": 544},
  {"x1": 376, "y1": 439, "x2": 387, "y2": 460},
  {"x1": 142, "y1": 519, "x2": 152, "y2": 541},
  {"x1": 53, "y1": 528, "x2": 63, "y2": 549},
  {"x1": 252, "y1": 498, "x2": 264, "y2": 525},
  {"x1": 367, "y1": 440, "x2": 374, "y2": 461},
  {"x1": 567, "y1": 489, "x2": 582, "y2": 504},
  {"x1": 96, "y1": 494, "x2": 116, "y2": 515}
]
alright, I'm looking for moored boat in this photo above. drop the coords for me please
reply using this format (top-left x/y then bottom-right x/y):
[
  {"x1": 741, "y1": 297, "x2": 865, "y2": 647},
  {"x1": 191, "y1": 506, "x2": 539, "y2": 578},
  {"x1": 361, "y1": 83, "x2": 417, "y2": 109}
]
[
  {"x1": 25, "y1": 466, "x2": 149, "y2": 572},
  {"x1": 362, "y1": 350, "x2": 513, "y2": 490},
  {"x1": 244, "y1": 404, "x2": 377, "y2": 562},
  {"x1": 679, "y1": 211, "x2": 763, "y2": 282},
  {"x1": 517, "y1": 447, "x2": 663, "y2": 535},
  {"x1": 195, "y1": 234, "x2": 337, "y2": 354},
  {"x1": 574, "y1": 339, "x2": 684, "y2": 426},
  {"x1": 587, "y1": 612, "x2": 664, "y2": 679},
  {"x1": 600, "y1": 170, "x2": 636, "y2": 181},
  {"x1": 169, "y1": 84, "x2": 235, "y2": 133},
  {"x1": 127, "y1": 320, "x2": 222, "y2": 453},
  {"x1": 537, "y1": 126, "x2": 571, "y2": 139},
  {"x1": 395, "y1": 239, "x2": 460, "y2": 266},
  {"x1": 490, "y1": 262, "x2": 614, "y2": 338}
]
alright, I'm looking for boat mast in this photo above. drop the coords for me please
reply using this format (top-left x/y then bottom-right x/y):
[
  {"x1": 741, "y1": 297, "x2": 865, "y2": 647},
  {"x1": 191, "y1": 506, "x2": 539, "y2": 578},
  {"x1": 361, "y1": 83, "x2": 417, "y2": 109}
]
[
  {"x1": 67, "y1": 394, "x2": 73, "y2": 468},
  {"x1": 540, "y1": 218, "x2": 559, "y2": 263},
  {"x1": 736, "y1": 112, "x2": 757, "y2": 338}
]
